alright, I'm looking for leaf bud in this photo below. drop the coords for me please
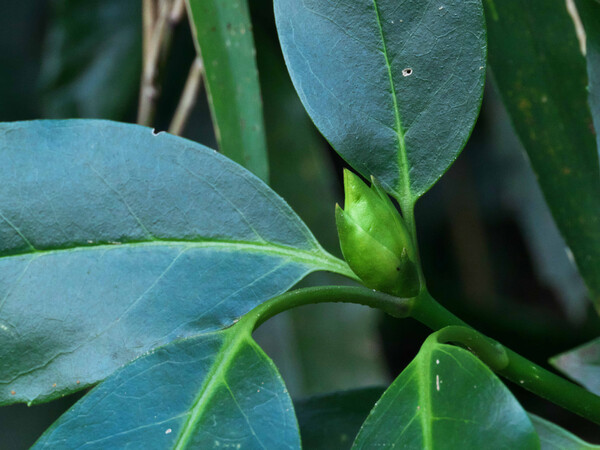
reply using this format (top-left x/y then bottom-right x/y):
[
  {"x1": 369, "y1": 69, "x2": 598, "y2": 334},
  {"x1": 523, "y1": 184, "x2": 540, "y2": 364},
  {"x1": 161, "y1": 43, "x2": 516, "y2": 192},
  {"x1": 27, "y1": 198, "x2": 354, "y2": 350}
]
[{"x1": 335, "y1": 170, "x2": 420, "y2": 297}]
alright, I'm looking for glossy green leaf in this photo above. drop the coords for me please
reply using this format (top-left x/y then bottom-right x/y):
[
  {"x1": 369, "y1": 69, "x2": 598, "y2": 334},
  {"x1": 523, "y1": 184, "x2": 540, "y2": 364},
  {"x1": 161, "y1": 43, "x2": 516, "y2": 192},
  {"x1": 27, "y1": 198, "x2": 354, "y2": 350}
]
[
  {"x1": 529, "y1": 413, "x2": 600, "y2": 449},
  {"x1": 295, "y1": 388, "x2": 384, "y2": 449},
  {"x1": 274, "y1": 0, "x2": 486, "y2": 205},
  {"x1": 0, "y1": 120, "x2": 351, "y2": 406},
  {"x1": 484, "y1": 0, "x2": 600, "y2": 309},
  {"x1": 39, "y1": 0, "x2": 141, "y2": 119},
  {"x1": 550, "y1": 338, "x2": 600, "y2": 395},
  {"x1": 34, "y1": 327, "x2": 300, "y2": 448},
  {"x1": 352, "y1": 332, "x2": 539, "y2": 449},
  {"x1": 576, "y1": 0, "x2": 600, "y2": 155},
  {"x1": 186, "y1": 0, "x2": 269, "y2": 182}
]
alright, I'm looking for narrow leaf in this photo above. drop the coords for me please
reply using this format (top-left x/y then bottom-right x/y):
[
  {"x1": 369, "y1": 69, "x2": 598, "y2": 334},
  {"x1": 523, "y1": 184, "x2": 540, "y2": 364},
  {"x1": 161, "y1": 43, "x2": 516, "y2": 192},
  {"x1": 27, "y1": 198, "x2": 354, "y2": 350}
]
[
  {"x1": 551, "y1": 338, "x2": 600, "y2": 395},
  {"x1": 186, "y1": 0, "x2": 269, "y2": 182},
  {"x1": 274, "y1": 0, "x2": 486, "y2": 205},
  {"x1": 0, "y1": 120, "x2": 350, "y2": 406},
  {"x1": 40, "y1": 0, "x2": 141, "y2": 119},
  {"x1": 529, "y1": 413, "x2": 600, "y2": 449},
  {"x1": 34, "y1": 328, "x2": 300, "y2": 448},
  {"x1": 484, "y1": 0, "x2": 600, "y2": 309},
  {"x1": 352, "y1": 333, "x2": 539, "y2": 449}
]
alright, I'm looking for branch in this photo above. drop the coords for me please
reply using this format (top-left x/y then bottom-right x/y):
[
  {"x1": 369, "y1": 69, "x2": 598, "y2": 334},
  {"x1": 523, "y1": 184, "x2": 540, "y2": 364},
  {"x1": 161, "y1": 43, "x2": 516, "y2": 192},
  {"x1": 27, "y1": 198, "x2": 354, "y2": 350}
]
[
  {"x1": 168, "y1": 57, "x2": 204, "y2": 136},
  {"x1": 241, "y1": 286, "x2": 414, "y2": 331},
  {"x1": 137, "y1": 0, "x2": 187, "y2": 127}
]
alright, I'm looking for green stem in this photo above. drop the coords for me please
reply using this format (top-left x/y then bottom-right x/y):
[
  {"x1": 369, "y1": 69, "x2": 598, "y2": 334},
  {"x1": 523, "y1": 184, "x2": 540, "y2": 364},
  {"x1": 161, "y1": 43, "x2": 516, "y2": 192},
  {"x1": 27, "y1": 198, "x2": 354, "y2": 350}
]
[
  {"x1": 241, "y1": 284, "x2": 600, "y2": 424},
  {"x1": 241, "y1": 285, "x2": 414, "y2": 331},
  {"x1": 432, "y1": 326, "x2": 509, "y2": 372},
  {"x1": 412, "y1": 290, "x2": 600, "y2": 425}
]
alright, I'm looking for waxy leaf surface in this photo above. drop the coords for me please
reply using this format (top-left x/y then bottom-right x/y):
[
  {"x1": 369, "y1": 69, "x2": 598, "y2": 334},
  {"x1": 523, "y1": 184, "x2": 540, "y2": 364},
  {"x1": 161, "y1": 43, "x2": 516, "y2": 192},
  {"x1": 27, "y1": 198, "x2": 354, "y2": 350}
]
[
  {"x1": 186, "y1": 0, "x2": 269, "y2": 182},
  {"x1": 0, "y1": 120, "x2": 349, "y2": 405},
  {"x1": 484, "y1": 0, "x2": 600, "y2": 310},
  {"x1": 275, "y1": 0, "x2": 486, "y2": 204},
  {"x1": 551, "y1": 337, "x2": 600, "y2": 396},
  {"x1": 353, "y1": 336, "x2": 539, "y2": 449},
  {"x1": 34, "y1": 329, "x2": 300, "y2": 449}
]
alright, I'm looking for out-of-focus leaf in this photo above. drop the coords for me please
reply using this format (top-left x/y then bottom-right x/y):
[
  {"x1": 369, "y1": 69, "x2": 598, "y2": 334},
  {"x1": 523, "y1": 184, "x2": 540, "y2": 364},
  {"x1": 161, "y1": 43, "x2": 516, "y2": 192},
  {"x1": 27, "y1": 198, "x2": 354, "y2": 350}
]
[
  {"x1": 530, "y1": 413, "x2": 600, "y2": 449},
  {"x1": 0, "y1": 120, "x2": 351, "y2": 406},
  {"x1": 353, "y1": 331, "x2": 539, "y2": 449},
  {"x1": 40, "y1": 0, "x2": 141, "y2": 119},
  {"x1": 484, "y1": 87, "x2": 589, "y2": 321},
  {"x1": 186, "y1": 0, "x2": 269, "y2": 182},
  {"x1": 275, "y1": 0, "x2": 486, "y2": 207},
  {"x1": 295, "y1": 388, "x2": 383, "y2": 450},
  {"x1": 551, "y1": 338, "x2": 600, "y2": 395},
  {"x1": 34, "y1": 329, "x2": 300, "y2": 448},
  {"x1": 484, "y1": 0, "x2": 600, "y2": 310},
  {"x1": 575, "y1": 0, "x2": 600, "y2": 156},
  {"x1": 0, "y1": 1, "x2": 45, "y2": 121}
]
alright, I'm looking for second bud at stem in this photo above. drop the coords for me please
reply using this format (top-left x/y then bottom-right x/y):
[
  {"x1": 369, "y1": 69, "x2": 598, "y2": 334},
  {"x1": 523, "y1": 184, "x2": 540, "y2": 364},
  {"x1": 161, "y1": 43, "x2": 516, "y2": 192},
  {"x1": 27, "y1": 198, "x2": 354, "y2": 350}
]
[{"x1": 336, "y1": 170, "x2": 420, "y2": 298}]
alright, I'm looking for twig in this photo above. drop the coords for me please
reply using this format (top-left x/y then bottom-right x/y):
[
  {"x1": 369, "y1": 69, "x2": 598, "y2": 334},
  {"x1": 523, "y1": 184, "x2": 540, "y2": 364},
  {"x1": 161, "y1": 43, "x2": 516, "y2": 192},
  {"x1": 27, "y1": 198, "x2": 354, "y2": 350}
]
[
  {"x1": 137, "y1": 0, "x2": 187, "y2": 127},
  {"x1": 142, "y1": 0, "x2": 157, "y2": 58},
  {"x1": 169, "y1": 57, "x2": 205, "y2": 136},
  {"x1": 169, "y1": 0, "x2": 186, "y2": 24}
]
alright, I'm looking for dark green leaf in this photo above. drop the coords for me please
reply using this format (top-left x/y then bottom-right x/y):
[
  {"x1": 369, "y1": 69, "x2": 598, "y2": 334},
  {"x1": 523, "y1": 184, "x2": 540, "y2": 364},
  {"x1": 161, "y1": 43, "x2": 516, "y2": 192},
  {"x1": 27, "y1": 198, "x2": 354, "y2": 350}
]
[
  {"x1": 352, "y1": 333, "x2": 539, "y2": 449},
  {"x1": 484, "y1": 0, "x2": 600, "y2": 309},
  {"x1": 34, "y1": 328, "x2": 300, "y2": 448},
  {"x1": 40, "y1": 0, "x2": 141, "y2": 119},
  {"x1": 529, "y1": 413, "x2": 600, "y2": 449},
  {"x1": 576, "y1": 0, "x2": 600, "y2": 153},
  {"x1": 295, "y1": 388, "x2": 383, "y2": 450},
  {"x1": 0, "y1": 120, "x2": 351, "y2": 406},
  {"x1": 550, "y1": 338, "x2": 600, "y2": 395},
  {"x1": 186, "y1": 0, "x2": 269, "y2": 182},
  {"x1": 274, "y1": 0, "x2": 486, "y2": 205}
]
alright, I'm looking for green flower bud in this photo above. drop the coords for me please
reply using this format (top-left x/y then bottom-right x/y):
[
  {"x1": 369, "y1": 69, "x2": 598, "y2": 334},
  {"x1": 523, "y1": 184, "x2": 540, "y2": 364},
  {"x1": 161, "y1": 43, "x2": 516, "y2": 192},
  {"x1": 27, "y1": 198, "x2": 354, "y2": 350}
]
[{"x1": 336, "y1": 170, "x2": 420, "y2": 297}]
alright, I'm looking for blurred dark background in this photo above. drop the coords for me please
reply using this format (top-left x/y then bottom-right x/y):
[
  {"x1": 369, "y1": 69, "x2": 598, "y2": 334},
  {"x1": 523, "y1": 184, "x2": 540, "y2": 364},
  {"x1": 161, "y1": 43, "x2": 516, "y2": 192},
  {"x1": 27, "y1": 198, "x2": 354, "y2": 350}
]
[{"x1": 1, "y1": 0, "x2": 598, "y2": 447}]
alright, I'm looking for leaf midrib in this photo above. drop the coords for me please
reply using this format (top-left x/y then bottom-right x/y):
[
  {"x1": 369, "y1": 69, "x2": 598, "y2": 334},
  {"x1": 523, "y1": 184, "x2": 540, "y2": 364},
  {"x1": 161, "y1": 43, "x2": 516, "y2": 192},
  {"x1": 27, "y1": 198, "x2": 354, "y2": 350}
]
[
  {"x1": 0, "y1": 239, "x2": 353, "y2": 279},
  {"x1": 417, "y1": 345, "x2": 434, "y2": 449},
  {"x1": 371, "y1": 0, "x2": 412, "y2": 205},
  {"x1": 173, "y1": 329, "x2": 248, "y2": 449}
]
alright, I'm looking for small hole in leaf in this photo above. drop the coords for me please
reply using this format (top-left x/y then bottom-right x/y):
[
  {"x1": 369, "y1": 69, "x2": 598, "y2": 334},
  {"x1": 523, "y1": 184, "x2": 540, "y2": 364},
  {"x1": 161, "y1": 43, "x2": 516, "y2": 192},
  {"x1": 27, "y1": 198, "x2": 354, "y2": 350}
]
[{"x1": 402, "y1": 68, "x2": 413, "y2": 77}]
